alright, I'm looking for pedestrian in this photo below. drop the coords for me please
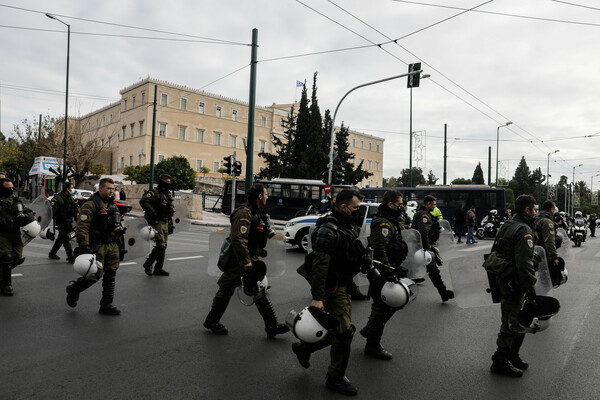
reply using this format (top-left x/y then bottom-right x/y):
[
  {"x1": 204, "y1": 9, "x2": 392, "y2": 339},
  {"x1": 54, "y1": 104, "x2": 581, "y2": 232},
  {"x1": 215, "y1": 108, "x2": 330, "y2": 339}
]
[
  {"x1": 48, "y1": 181, "x2": 78, "y2": 263},
  {"x1": 412, "y1": 195, "x2": 454, "y2": 302},
  {"x1": 533, "y1": 200, "x2": 562, "y2": 273},
  {"x1": 292, "y1": 189, "x2": 366, "y2": 396},
  {"x1": 360, "y1": 190, "x2": 408, "y2": 360},
  {"x1": 489, "y1": 195, "x2": 537, "y2": 377},
  {"x1": 466, "y1": 206, "x2": 477, "y2": 244},
  {"x1": 66, "y1": 178, "x2": 124, "y2": 315},
  {"x1": 120, "y1": 187, "x2": 127, "y2": 201},
  {"x1": 505, "y1": 209, "x2": 512, "y2": 220},
  {"x1": 139, "y1": 174, "x2": 174, "y2": 276},
  {"x1": 454, "y1": 204, "x2": 465, "y2": 243},
  {"x1": 114, "y1": 186, "x2": 120, "y2": 201},
  {"x1": 587, "y1": 213, "x2": 597, "y2": 237},
  {"x1": 203, "y1": 183, "x2": 289, "y2": 338},
  {"x1": 0, "y1": 178, "x2": 30, "y2": 296}
]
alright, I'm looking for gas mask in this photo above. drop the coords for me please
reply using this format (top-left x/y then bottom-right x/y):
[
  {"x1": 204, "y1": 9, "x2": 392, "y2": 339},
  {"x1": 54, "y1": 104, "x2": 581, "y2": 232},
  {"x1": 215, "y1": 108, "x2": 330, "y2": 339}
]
[{"x1": 0, "y1": 186, "x2": 13, "y2": 198}]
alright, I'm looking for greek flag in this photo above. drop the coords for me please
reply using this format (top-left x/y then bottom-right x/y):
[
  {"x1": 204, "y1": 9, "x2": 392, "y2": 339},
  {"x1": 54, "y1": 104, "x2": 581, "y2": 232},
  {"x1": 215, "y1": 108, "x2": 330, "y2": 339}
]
[{"x1": 296, "y1": 80, "x2": 304, "y2": 87}]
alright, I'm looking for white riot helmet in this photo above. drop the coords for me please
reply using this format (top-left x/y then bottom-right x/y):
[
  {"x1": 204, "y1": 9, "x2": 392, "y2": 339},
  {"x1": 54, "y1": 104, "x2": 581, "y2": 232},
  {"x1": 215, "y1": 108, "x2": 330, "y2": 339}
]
[
  {"x1": 575, "y1": 211, "x2": 583, "y2": 218},
  {"x1": 413, "y1": 249, "x2": 433, "y2": 266},
  {"x1": 21, "y1": 220, "x2": 41, "y2": 239},
  {"x1": 379, "y1": 278, "x2": 417, "y2": 308},
  {"x1": 490, "y1": 209, "x2": 498, "y2": 216},
  {"x1": 141, "y1": 226, "x2": 156, "y2": 241},
  {"x1": 73, "y1": 253, "x2": 103, "y2": 277},
  {"x1": 39, "y1": 227, "x2": 55, "y2": 240},
  {"x1": 238, "y1": 261, "x2": 269, "y2": 305},
  {"x1": 285, "y1": 306, "x2": 339, "y2": 343}
]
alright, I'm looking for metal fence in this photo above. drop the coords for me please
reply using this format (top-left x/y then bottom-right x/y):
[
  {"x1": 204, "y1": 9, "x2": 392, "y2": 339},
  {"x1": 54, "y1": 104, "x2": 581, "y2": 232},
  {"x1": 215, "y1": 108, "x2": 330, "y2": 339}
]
[{"x1": 202, "y1": 193, "x2": 223, "y2": 212}]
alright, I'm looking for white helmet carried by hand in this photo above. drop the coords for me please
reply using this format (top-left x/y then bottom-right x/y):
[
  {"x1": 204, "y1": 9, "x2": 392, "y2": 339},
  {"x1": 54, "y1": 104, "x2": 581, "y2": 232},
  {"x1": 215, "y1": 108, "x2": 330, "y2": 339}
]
[
  {"x1": 21, "y1": 220, "x2": 41, "y2": 239},
  {"x1": 286, "y1": 306, "x2": 339, "y2": 343},
  {"x1": 73, "y1": 253, "x2": 103, "y2": 278},
  {"x1": 379, "y1": 278, "x2": 417, "y2": 308}
]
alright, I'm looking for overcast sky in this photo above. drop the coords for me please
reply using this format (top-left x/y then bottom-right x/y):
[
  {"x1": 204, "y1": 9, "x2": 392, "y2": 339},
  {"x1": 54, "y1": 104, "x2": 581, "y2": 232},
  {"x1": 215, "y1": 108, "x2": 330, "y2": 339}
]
[{"x1": 1, "y1": 0, "x2": 600, "y2": 186}]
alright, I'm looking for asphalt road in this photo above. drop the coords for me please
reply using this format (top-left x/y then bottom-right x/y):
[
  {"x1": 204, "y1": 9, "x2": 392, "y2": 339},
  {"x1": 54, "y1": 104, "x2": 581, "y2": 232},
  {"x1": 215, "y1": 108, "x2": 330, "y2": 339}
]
[{"x1": 2, "y1": 225, "x2": 600, "y2": 400}]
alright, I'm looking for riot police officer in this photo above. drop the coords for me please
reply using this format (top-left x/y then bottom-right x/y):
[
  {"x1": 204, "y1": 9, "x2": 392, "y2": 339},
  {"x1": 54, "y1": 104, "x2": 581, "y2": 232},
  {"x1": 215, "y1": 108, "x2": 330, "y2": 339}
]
[
  {"x1": 139, "y1": 174, "x2": 174, "y2": 276},
  {"x1": 534, "y1": 200, "x2": 561, "y2": 272},
  {"x1": 360, "y1": 190, "x2": 408, "y2": 360},
  {"x1": 489, "y1": 195, "x2": 537, "y2": 377},
  {"x1": 0, "y1": 178, "x2": 30, "y2": 296},
  {"x1": 292, "y1": 189, "x2": 366, "y2": 396},
  {"x1": 66, "y1": 178, "x2": 124, "y2": 315},
  {"x1": 203, "y1": 183, "x2": 289, "y2": 338},
  {"x1": 48, "y1": 182, "x2": 78, "y2": 263},
  {"x1": 412, "y1": 195, "x2": 454, "y2": 302}
]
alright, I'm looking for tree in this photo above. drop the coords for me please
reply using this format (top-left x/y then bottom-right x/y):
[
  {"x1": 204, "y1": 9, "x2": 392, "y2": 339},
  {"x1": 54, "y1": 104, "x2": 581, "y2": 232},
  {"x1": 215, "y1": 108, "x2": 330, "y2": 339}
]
[
  {"x1": 298, "y1": 72, "x2": 329, "y2": 179},
  {"x1": 398, "y1": 167, "x2": 426, "y2": 187},
  {"x1": 505, "y1": 188, "x2": 516, "y2": 211},
  {"x1": 122, "y1": 156, "x2": 195, "y2": 190},
  {"x1": 508, "y1": 156, "x2": 534, "y2": 197},
  {"x1": 383, "y1": 177, "x2": 400, "y2": 187},
  {"x1": 258, "y1": 106, "x2": 297, "y2": 179},
  {"x1": 451, "y1": 177, "x2": 472, "y2": 185},
  {"x1": 426, "y1": 170, "x2": 439, "y2": 185},
  {"x1": 333, "y1": 122, "x2": 372, "y2": 185},
  {"x1": 472, "y1": 162, "x2": 485, "y2": 184},
  {"x1": 89, "y1": 162, "x2": 107, "y2": 175}
]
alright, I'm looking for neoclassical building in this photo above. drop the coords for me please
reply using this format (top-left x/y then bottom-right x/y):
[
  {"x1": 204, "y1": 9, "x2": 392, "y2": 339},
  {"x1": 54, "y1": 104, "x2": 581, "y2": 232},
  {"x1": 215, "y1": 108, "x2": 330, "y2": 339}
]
[{"x1": 77, "y1": 77, "x2": 384, "y2": 187}]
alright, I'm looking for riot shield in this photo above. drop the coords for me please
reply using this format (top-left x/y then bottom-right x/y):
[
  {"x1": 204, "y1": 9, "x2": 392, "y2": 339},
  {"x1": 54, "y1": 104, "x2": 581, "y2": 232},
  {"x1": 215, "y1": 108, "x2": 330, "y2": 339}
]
[
  {"x1": 556, "y1": 227, "x2": 571, "y2": 259},
  {"x1": 436, "y1": 219, "x2": 456, "y2": 254},
  {"x1": 208, "y1": 228, "x2": 230, "y2": 277},
  {"x1": 121, "y1": 218, "x2": 152, "y2": 261},
  {"x1": 401, "y1": 229, "x2": 427, "y2": 281},
  {"x1": 534, "y1": 245, "x2": 553, "y2": 296},
  {"x1": 264, "y1": 233, "x2": 287, "y2": 277},
  {"x1": 448, "y1": 253, "x2": 495, "y2": 308},
  {"x1": 171, "y1": 201, "x2": 191, "y2": 234},
  {"x1": 29, "y1": 195, "x2": 52, "y2": 230}
]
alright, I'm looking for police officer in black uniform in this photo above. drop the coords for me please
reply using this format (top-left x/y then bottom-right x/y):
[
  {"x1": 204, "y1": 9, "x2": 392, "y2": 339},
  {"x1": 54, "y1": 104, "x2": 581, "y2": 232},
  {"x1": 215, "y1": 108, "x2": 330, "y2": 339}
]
[{"x1": 48, "y1": 182, "x2": 78, "y2": 263}]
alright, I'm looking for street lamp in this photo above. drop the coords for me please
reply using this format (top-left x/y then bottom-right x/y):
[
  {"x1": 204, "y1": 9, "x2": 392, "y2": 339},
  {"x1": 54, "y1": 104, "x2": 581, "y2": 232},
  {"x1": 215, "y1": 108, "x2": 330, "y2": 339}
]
[
  {"x1": 591, "y1": 173, "x2": 600, "y2": 203},
  {"x1": 408, "y1": 73, "x2": 430, "y2": 187},
  {"x1": 572, "y1": 163, "x2": 583, "y2": 215},
  {"x1": 495, "y1": 122, "x2": 512, "y2": 187},
  {"x1": 327, "y1": 68, "x2": 423, "y2": 184},
  {"x1": 46, "y1": 13, "x2": 70, "y2": 184},
  {"x1": 546, "y1": 150, "x2": 559, "y2": 200}
]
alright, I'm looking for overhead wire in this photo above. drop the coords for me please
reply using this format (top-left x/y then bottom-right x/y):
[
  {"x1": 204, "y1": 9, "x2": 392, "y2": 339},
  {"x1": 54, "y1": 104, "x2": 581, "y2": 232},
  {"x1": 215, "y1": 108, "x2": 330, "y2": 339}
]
[{"x1": 551, "y1": 0, "x2": 600, "y2": 12}]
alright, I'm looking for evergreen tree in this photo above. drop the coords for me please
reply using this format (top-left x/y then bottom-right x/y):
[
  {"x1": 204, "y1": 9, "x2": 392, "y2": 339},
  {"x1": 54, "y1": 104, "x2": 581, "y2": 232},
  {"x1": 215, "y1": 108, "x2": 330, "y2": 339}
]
[
  {"x1": 509, "y1": 156, "x2": 534, "y2": 197},
  {"x1": 472, "y1": 162, "x2": 485, "y2": 184},
  {"x1": 399, "y1": 167, "x2": 426, "y2": 187},
  {"x1": 427, "y1": 170, "x2": 439, "y2": 185},
  {"x1": 298, "y1": 72, "x2": 328, "y2": 179},
  {"x1": 258, "y1": 106, "x2": 297, "y2": 179},
  {"x1": 451, "y1": 177, "x2": 472, "y2": 185},
  {"x1": 333, "y1": 123, "x2": 372, "y2": 185}
]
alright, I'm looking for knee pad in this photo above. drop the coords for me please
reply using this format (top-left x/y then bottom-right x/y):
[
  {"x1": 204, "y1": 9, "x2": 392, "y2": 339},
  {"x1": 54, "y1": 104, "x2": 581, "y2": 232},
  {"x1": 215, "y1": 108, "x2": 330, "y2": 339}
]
[
  {"x1": 340, "y1": 325, "x2": 356, "y2": 344},
  {"x1": 0, "y1": 253, "x2": 13, "y2": 267}
]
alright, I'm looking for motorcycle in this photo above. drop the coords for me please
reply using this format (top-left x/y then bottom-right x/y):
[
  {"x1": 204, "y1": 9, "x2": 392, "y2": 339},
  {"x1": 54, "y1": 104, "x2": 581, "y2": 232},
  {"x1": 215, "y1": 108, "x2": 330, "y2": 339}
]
[
  {"x1": 475, "y1": 215, "x2": 502, "y2": 240},
  {"x1": 568, "y1": 218, "x2": 587, "y2": 247}
]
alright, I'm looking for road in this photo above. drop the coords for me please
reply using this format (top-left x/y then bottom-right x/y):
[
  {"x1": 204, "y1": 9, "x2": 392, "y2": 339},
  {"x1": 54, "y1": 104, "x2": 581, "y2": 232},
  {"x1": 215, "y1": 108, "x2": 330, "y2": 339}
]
[{"x1": 1, "y1": 225, "x2": 600, "y2": 400}]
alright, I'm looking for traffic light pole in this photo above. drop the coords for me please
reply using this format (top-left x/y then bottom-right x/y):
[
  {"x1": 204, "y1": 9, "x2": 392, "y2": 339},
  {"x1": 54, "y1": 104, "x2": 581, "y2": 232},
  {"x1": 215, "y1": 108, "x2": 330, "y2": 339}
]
[
  {"x1": 231, "y1": 152, "x2": 237, "y2": 215},
  {"x1": 327, "y1": 70, "x2": 422, "y2": 184}
]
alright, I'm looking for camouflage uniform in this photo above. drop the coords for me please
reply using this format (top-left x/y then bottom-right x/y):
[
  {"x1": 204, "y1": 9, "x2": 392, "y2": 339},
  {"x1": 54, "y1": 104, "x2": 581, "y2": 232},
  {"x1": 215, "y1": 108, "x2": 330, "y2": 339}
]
[
  {"x1": 204, "y1": 202, "x2": 289, "y2": 338},
  {"x1": 533, "y1": 210, "x2": 562, "y2": 262},
  {"x1": 491, "y1": 213, "x2": 537, "y2": 374},
  {"x1": 361, "y1": 203, "x2": 408, "y2": 359},
  {"x1": 49, "y1": 190, "x2": 78, "y2": 262},
  {"x1": 0, "y1": 194, "x2": 29, "y2": 296},
  {"x1": 412, "y1": 206, "x2": 453, "y2": 301},
  {"x1": 66, "y1": 193, "x2": 123, "y2": 315},
  {"x1": 139, "y1": 186, "x2": 174, "y2": 276}
]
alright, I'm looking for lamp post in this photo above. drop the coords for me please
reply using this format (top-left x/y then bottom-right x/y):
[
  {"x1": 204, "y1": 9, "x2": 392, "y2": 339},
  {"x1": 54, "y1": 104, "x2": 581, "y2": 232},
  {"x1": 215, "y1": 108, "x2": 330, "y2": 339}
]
[
  {"x1": 408, "y1": 74, "x2": 430, "y2": 187},
  {"x1": 495, "y1": 122, "x2": 512, "y2": 187},
  {"x1": 327, "y1": 69, "x2": 423, "y2": 184},
  {"x1": 572, "y1": 163, "x2": 583, "y2": 215},
  {"x1": 46, "y1": 13, "x2": 70, "y2": 184},
  {"x1": 546, "y1": 150, "x2": 559, "y2": 199},
  {"x1": 591, "y1": 173, "x2": 600, "y2": 203}
]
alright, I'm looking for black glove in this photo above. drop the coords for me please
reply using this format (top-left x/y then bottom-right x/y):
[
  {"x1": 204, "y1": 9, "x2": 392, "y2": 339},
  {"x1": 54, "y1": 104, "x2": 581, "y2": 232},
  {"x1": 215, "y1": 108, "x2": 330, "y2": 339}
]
[
  {"x1": 74, "y1": 246, "x2": 93, "y2": 258},
  {"x1": 242, "y1": 270, "x2": 258, "y2": 297}
]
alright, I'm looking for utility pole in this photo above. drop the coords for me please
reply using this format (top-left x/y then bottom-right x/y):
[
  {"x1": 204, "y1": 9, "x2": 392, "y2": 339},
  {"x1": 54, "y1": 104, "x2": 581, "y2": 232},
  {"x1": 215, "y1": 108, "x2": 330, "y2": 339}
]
[
  {"x1": 149, "y1": 85, "x2": 157, "y2": 189},
  {"x1": 245, "y1": 28, "x2": 258, "y2": 194},
  {"x1": 443, "y1": 124, "x2": 447, "y2": 185}
]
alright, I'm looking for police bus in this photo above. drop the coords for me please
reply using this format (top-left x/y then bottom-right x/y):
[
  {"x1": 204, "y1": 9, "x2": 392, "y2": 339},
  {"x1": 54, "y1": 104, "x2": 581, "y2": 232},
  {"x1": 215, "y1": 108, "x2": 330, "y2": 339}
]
[
  {"x1": 360, "y1": 185, "x2": 506, "y2": 223},
  {"x1": 221, "y1": 178, "x2": 354, "y2": 221}
]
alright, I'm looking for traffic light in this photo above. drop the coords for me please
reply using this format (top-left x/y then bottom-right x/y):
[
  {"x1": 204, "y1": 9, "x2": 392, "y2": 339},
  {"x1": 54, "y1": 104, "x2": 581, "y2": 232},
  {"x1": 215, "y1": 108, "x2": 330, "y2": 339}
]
[
  {"x1": 333, "y1": 165, "x2": 344, "y2": 184},
  {"x1": 322, "y1": 170, "x2": 329, "y2": 184},
  {"x1": 223, "y1": 155, "x2": 232, "y2": 175},
  {"x1": 233, "y1": 160, "x2": 242, "y2": 176},
  {"x1": 407, "y1": 62, "x2": 421, "y2": 88}
]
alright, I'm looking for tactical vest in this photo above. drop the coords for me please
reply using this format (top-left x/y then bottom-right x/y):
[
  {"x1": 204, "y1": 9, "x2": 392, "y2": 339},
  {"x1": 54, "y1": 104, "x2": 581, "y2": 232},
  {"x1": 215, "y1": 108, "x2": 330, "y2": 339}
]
[
  {"x1": 317, "y1": 214, "x2": 362, "y2": 287},
  {"x1": 232, "y1": 204, "x2": 270, "y2": 252},
  {"x1": 87, "y1": 194, "x2": 121, "y2": 240},
  {"x1": 415, "y1": 208, "x2": 441, "y2": 243}
]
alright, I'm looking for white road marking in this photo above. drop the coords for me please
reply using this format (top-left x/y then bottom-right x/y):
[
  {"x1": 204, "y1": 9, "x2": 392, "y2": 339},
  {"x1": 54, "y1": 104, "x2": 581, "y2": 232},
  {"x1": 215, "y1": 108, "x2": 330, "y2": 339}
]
[
  {"x1": 11, "y1": 273, "x2": 23, "y2": 277},
  {"x1": 120, "y1": 262, "x2": 138, "y2": 266},
  {"x1": 168, "y1": 256, "x2": 204, "y2": 261}
]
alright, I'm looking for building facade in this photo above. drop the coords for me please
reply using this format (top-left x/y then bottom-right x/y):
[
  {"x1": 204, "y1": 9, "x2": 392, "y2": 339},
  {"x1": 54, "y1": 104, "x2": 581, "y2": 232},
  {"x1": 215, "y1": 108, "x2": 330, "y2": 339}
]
[{"x1": 77, "y1": 77, "x2": 384, "y2": 188}]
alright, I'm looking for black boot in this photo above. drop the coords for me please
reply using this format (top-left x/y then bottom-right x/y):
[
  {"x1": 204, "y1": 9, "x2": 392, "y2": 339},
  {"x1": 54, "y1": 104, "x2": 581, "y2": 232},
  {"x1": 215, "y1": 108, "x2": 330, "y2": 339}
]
[
  {"x1": 1, "y1": 263, "x2": 13, "y2": 296},
  {"x1": 143, "y1": 246, "x2": 160, "y2": 276},
  {"x1": 326, "y1": 375, "x2": 358, "y2": 396},
  {"x1": 364, "y1": 342, "x2": 393, "y2": 360},
  {"x1": 428, "y1": 265, "x2": 454, "y2": 302},
  {"x1": 99, "y1": 271, "x2": 120, "y2": 315},
  {"x1": 491, "y1": 350, "x2": 523, "y2": 377},
  {"x1": 204, "y1": 293, "x2": 232, "y2": 335},
  {"x1": 66, "y1": 278, "x2": 96, "y2": 308},
  {"x1": 153, "y1": 248, "x2": 169, "y2": 276},
  {"x1": 509, "y1": 333, "x2": 529, "y2": 370},
  {"x1": 64, "y1": 240, "x2": 75, "y2": 264},
  {"x1": 255, "y1": 296, "x2": 290, "y2": 338},
  {"x1": 49, "y1": 238, "x2": 63, "y2": 260},
  {"x1": 348, "y1": 280, "x2": 369, "y2": 300},
  {"x1": 292, "y1": 338, "x2": 332, "y2": 368}
]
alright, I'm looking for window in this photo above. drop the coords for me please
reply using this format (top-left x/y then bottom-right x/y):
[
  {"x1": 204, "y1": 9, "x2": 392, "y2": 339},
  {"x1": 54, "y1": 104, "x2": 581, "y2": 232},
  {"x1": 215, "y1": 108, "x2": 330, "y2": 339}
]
[
  {"x1": 180, "y1": 97, "x2": 187, "y2": 110},
  {"x1": 375, "y1": 161, "x2": 379, "y2": 171},
  {"x1": 199, "y1": 102, "x2": 205, "y2": 114},
  {"x1": 132, "y1": 95, "x2": 136, "y2": 108},
  {"x1": 158, "y1": 154, "x2": 165, "y2": 163},
  {"x1": 230, "y1": 135, "x2": 237, "y2": 148},
  {"x1": 102, "y1": 116, "x2": 106, "y2": 126},
  {"x1": 368, "y1": 160, "x2": 372, "y2": 170},
  {"x1": 138, "y1": 154, "x2": 142, "y2": 166},
  {"x1": 123, "y1": 99, "x2": 128, "y2": 111},
  {"x1": 196, "y1": 160, "x2": 203, "y2": 171},
  {"x1": 109, "y1": 113, "x2": 113, "y2": 124},
  {"x1": 121, "y1": 126, "x2": 126, "y2": 140},
  {"x1": 213, "y1": 161, "x2": 221, "y2": 172},
  {"x1": 120, "y1": 157, "x2": 124, "y2": 169},
  {"x1": 130, "y1": 123, "x2": 135, "y2": 138},
  {"x1": 81, "y1": 124, "x2": 84, "y2": 133},
  {"x1": 214, "y1": 132, "x2": 221, "y2": 146},
  {"x1": 87, "y1": 121, "x2": 90, "y2": 131},
  {"x1": 108, "y1": 137, "x2": 112, "y2": 147},
  {"x1": 196, "y1": 129, "x2": 204, "y2": 143},
  {"x1": 361, "y1": 140, "x2": 364, "y2": 149},
  {"x1": 352, "y1": 138, "x2": 356, "y2": 147},
  {"x1": 139, "y1": 120, "x2": 144, "y2": 136},
  {"x1": 376, "y1": 144, "x2": 380, "y2": 152},
  {"x1": 159, "y1": 123, "x2": 167, "y2": 137},
  {"x1": 101, "y1": 139, "x2": 104, "y2": 147},
  {"x1": 232, "y1": 109, "x2": 238, "y2": 121},
  {"x1": 160, "y1": 93, "x2": 168, "y2": 106},
  {"x1": 141, "y1": 92, "x2": 145, "y2": 104},
  {"x1": 368, "y1": 142, "x2": 372, "y2": 151},
  {"x1": 280, "y1": 118, "x2": 285, "y2": 128},
  {"x1": 129, "y1": 155, "x2": 133, "y2": 166},
  {"x1": 178, "y1": 126, "x2": 187, "y2": 141},
  {"x1": 261, "y1": 116, "x2": 267, "y2": 127},
  {"x1": 259, "y1": 140, "x2": 266, "y2": 153},
  {"x1": 216, "y1": 105, "x2": 222, "y2": 118},
  {"x1": 95, "y1": 119, "x2": 99, "y2": 128}
]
